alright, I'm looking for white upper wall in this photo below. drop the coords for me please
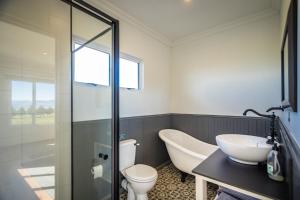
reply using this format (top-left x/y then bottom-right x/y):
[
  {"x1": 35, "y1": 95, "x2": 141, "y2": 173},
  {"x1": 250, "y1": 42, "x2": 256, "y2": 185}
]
[
  {"x1": 75, "y1": 0, "x2": 281, "y2": 121},
  {"x1": 119, "y1": 21, "x2": 171, "y2": 118},
  {"x1": 74, "y1": 0, "x2": 171, "y2": 121},
  {"x1": 170, "y1": 14, "x2": 281, "y2": 116}
]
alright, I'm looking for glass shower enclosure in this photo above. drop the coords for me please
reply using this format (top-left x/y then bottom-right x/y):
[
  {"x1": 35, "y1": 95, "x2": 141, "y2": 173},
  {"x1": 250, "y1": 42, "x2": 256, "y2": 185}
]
[
  {"x1": 71, "y1": 1, "x2": 119, "y2": 200},
  {"x1": 0, "y1": 0, "x2": 119, "y2": 199}
]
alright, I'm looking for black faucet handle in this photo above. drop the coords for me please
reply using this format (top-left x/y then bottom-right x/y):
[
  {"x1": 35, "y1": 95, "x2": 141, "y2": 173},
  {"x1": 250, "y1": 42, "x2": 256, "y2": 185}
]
[
  {"x1": 266, "y1": 106, "x2": 284, "y2": 112},
  {"x1": 243, "y1": 108, "x2": 274, "y2": 119}
]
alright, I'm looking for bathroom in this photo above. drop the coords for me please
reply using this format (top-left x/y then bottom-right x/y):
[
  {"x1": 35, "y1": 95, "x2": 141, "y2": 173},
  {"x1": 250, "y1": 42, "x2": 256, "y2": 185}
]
[{"x1": 0, "y1": 0, "x2": 299, "y2": 199}]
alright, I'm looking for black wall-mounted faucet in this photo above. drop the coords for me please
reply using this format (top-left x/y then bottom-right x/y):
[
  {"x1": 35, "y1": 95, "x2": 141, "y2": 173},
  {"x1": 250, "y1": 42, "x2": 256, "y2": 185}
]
[
  {"x1": 243, "y1": 109, "x2": 276, "y2": 145},
  {"x1": 266, "y1": 106, "x2": 285, "y2": 112}
]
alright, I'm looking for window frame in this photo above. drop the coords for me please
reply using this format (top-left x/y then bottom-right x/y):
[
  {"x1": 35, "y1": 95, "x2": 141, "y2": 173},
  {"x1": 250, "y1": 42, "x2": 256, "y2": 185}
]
[
  {"x1": 119, "y1": 53, "x2": 143, "y2": 90},
  {"x1": 73, "y1": 37, "x2": 143, "y2": 90},
  {"x1": 11, "y1": 79, "x2": 55, "y2": 125},
  {"x1": 73, "y1": 37, "x2": 111, "y2": 88}
]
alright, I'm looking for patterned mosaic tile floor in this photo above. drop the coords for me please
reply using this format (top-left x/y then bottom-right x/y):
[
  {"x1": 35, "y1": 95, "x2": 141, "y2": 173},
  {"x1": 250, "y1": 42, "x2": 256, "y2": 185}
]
[{"x1": 120, "y1": 163, "x2": 218, "y2": 200}]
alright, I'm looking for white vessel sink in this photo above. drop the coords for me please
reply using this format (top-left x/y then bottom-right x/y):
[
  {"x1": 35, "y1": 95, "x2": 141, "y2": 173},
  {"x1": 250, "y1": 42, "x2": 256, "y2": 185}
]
[{"x1": 216, "y1": 134, "x2": 272, "y2": 165}]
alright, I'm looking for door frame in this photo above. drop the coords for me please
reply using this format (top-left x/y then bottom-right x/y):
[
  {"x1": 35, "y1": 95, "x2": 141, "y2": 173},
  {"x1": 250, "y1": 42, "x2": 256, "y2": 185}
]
[{"x1": 61, "y1": 0, "x2": 120, "y2": 199}]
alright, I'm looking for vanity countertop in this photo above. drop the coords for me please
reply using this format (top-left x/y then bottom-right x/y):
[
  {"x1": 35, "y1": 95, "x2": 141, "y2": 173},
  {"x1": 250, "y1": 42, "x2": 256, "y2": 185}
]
[{"x1": 192, "y1": 149, "x2": 289, "y2": 200}]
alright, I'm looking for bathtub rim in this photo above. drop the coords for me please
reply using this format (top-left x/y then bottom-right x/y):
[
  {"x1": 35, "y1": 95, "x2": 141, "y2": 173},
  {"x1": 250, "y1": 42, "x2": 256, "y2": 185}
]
[{"x1": 159, "y1": 129, "x2": 218, "y2": 161}]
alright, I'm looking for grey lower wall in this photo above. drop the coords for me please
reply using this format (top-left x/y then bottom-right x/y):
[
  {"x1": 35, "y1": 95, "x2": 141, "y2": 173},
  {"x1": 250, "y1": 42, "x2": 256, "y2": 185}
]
[
  {"x1": 121, "y1": 113, "x2": 271, "y2": 167},
  {"x1": 120, "y1": 114, "x2": 171, "y2": 167},
  {"x1": 279, "y1": 120, "x2": 300, "y2": 200},
  {"x1": 72, "y1": 114, "x2": 172, "y2": 200},
  {"x1": 73, "y1": 113, "x2": 274, "y2": 200},
  {"x1": 73, "y1": 119, "x2": 112, "y2": 200},
  {"x1": 171, "y1": 114, "x2": 271, "y2": 145},
  {"x1": 72, "y1": 113, "x2": 300, "y2": 200}
]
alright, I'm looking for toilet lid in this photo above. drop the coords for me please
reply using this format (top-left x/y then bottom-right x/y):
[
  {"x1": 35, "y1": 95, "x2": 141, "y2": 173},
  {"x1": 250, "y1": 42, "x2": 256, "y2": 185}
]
[{"x1": 125, "y1": 164, "x2": 157, "y2": 182}]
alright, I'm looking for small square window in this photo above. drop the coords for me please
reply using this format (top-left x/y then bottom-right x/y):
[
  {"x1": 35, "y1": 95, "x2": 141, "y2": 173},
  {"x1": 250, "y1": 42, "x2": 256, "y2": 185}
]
[
  {"x1": 120, "y1": 58, "x2": 140, "y2": 89},
  {"x1": 74, "y1": 43, "x2": 110, "y2": 86}
]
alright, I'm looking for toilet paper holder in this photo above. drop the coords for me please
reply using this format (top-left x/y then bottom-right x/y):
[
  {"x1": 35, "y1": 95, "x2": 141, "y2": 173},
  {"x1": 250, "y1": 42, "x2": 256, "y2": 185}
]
[
  {"x1": 91, "y1": 164, "x2": 103, "y2": 179},
  {"x1": 98, "y1": 153, "x2": 109, "y2": 160}
]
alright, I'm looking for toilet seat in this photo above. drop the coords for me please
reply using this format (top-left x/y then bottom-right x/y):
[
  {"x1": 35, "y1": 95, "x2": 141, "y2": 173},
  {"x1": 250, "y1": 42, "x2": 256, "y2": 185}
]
[{"x1": 125, "y1": 164, "x2": 157, "y2": 183}]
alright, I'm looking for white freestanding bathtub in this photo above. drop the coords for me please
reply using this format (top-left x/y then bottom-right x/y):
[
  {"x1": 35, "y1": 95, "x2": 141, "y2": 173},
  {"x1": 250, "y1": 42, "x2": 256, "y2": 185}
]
[{"x1": 159, "y1": 129, "x2": 218, "y2": 175}]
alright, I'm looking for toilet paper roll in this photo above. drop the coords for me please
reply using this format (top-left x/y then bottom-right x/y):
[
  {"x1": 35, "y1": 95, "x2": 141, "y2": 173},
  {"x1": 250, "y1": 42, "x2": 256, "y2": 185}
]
[{"x1": 91, "y1": 164, "x2": 103, "y2": 179}]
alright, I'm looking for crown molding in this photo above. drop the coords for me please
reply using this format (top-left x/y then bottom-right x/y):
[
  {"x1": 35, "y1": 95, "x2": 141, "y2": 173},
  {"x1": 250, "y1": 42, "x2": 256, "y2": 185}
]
[
  {"x1": 88, "y1": 0, "x2": 172, "y2": 47},
  {"x1": 172, "y1": 8, "x2": 279, "y2": 47},
  {"x1": 87, "y1": 1, "x2": 279, "y2": 48}
]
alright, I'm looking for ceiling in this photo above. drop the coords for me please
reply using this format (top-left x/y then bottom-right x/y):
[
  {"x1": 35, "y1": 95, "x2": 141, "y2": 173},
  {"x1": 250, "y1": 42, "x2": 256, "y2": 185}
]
[{"x1": 105, "y1": 0, "x2": 279, "y2": 41}]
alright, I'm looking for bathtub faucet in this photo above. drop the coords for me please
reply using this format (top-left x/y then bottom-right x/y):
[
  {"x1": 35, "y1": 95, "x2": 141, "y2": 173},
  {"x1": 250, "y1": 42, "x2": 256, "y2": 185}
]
[{"x1": 243, "y1": 109, "x2": 276, "y2": 145}]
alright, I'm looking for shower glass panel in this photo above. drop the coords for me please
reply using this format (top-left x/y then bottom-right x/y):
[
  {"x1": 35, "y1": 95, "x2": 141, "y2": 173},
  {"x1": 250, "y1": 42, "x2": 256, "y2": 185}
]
[
  {"x1": 72, "y1": 6, "x2": 115, "y2": 200},
  {"x1": 0, "y1": 0, "x2": 71, "y2": 199}
]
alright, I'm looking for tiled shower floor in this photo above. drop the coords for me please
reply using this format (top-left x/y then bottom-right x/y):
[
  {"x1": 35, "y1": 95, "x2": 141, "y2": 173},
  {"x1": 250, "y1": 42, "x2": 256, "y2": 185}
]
[{"x1": 120, "y1": 163, "x2": 218, "y2": 200}]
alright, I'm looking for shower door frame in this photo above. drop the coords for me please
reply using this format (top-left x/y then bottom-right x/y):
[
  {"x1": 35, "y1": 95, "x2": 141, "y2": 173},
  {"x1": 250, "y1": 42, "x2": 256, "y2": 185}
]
[{"x1": 60, "y1": 0, "x2": 120, "y2": 199}]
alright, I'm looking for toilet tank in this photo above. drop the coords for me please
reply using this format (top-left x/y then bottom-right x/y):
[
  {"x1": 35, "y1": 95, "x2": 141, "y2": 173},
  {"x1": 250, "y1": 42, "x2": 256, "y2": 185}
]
[{"x1": 119, "y1": 139, "x2": 136, "y2": 172}]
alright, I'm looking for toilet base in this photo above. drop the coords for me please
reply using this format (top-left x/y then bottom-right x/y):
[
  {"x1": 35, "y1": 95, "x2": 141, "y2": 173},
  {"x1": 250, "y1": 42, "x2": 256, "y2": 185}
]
[
  {"x1": 136, "y1": 194, "x2": 148, "y2": 200},
  {"x1": 121, "y1": 179, "x2": 149, "y2": 200},
  {"x1": 122, "y1": 179, "x2": 135, "y2": 200}
]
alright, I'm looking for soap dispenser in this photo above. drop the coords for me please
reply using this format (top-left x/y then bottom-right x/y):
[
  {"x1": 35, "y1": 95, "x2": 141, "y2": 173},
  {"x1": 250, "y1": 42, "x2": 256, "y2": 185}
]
[{"x1": 267, "y1": 142, "x2": 284, "y2": 182}]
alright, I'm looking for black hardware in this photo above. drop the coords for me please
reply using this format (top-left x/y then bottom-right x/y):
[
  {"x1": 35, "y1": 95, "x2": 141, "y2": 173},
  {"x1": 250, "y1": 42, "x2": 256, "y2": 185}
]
[
  {"x1": 266, "y1": 106, "x2": 285, "y2": 112},
  {"x1": 243, "y1": 109, "x2": 277, "y2": 144},
  {"x1": 243, "y1": 109, "x2": 275, "y2": 119},
  {"x1": 98, "y1": 153, "x2": 109, "y2": 160},
  {"x1": 103, "y1": 154, "x2": 108, "y2": 160},
  {"x1": 180, "y1": 171, "x2": 188, "y2": 183}
]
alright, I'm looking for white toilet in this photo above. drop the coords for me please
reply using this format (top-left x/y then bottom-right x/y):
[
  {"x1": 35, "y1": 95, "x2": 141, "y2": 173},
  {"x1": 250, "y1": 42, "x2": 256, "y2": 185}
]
[{"x1": 120, "y1": 139, "x2": 158, "y2": 200}]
